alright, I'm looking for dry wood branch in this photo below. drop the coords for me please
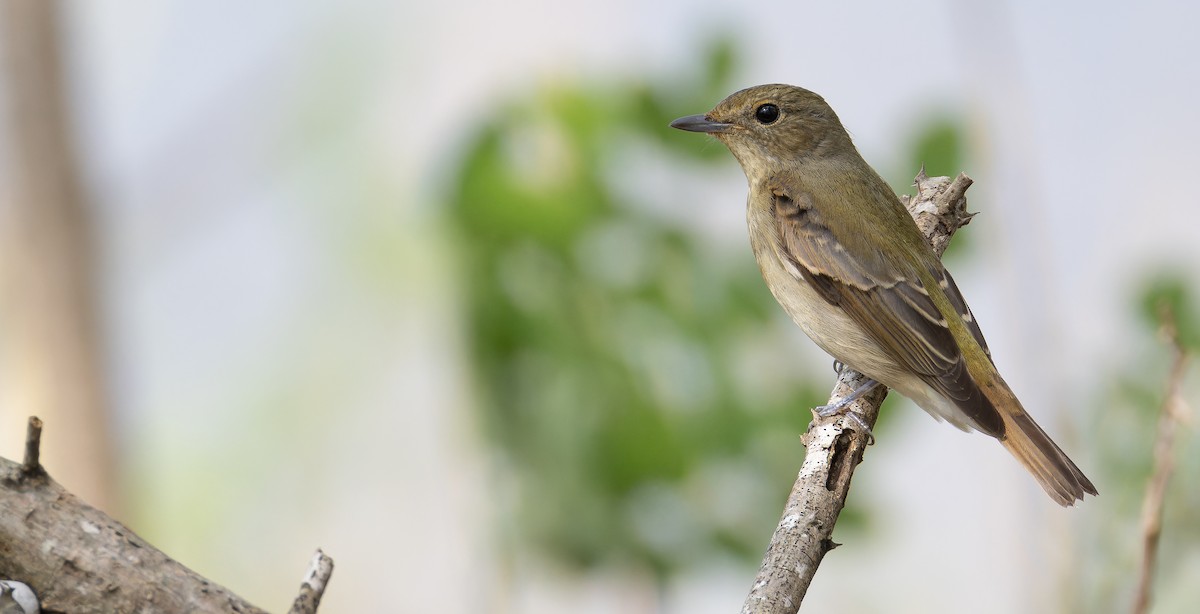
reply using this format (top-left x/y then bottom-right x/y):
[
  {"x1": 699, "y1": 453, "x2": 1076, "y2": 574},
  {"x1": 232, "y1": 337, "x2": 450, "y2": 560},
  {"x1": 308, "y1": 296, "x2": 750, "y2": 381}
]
[
  {"x1": 288, "y1": 550, "x2": 335, "y2": 614},
  {"x1": 739, "y1": 172, "x2": 976, "y2": 614},
  {"x1": 1130, "y1": 306, "x2": 1192, "y2": 614},
  {"x1": 0, "y1": 418, "x2": 333, "y2": 613}
]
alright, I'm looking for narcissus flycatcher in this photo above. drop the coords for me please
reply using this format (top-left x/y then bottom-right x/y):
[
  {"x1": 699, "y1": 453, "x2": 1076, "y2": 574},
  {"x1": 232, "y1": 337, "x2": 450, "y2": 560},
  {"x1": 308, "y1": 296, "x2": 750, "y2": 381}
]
[{"x1": 671, "y1": 84, "x2": 1096, "y2": 506}]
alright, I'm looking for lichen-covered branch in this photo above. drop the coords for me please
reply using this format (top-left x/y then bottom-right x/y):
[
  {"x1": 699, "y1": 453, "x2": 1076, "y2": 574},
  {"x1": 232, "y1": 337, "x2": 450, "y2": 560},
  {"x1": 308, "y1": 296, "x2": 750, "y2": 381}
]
[
  {"x1": 289, "y1": 550, "x2": 336, "y2": 614},
  {"x1": 739, "y1": 172, "x2": 976, "y2": 614}
]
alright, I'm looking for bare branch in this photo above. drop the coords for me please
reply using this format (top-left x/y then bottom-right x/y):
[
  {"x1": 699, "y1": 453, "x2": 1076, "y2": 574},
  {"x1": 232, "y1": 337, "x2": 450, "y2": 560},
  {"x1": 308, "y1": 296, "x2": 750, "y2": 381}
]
[
  {"x1": 1, "y1": 418, "x2": 332, "y2": 613},
  {"x1": 1130, "y1": 306, "x2": 1192, "y2": 614},
  {"x1": 740, "y1": 173, "x2": 976, "y2": 614}
]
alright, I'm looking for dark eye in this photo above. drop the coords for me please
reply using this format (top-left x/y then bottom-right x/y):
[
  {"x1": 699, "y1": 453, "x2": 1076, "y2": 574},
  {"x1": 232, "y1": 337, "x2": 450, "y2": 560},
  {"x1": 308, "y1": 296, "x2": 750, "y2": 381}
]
[{"x1": 755, "y1": 103, "x2": 779, "y2": 124}]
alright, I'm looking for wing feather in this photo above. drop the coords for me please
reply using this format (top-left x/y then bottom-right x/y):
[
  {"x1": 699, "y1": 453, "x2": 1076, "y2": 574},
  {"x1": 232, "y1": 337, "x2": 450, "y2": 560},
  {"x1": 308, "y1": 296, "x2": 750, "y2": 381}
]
[{"x1": 771, "y1": 185, "x2": 1003, "y2": 436}]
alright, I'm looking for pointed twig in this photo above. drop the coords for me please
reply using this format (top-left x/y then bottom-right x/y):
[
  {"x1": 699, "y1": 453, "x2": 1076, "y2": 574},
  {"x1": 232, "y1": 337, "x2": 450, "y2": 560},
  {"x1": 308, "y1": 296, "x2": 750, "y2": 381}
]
[
  {"x1": 21, "y1": 416, "x2": 45, "y2": 477},
  {"x1": 288, "y1": 549, "x2": 335, "y2": 614}
]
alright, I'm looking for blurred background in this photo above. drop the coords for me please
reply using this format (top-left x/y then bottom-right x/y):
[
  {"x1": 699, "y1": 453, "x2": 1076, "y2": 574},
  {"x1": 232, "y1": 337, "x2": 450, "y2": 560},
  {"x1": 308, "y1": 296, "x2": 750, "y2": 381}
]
[{"x1": 1, "y1": 0, "x2": 1198, "y2": 612}]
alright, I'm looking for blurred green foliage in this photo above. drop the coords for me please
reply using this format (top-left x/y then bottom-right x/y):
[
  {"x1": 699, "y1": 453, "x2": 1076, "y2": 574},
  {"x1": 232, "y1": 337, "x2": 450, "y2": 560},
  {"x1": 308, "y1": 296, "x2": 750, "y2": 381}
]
[
  {"x1": 442, "y1": 39, "x2": 1199, "y2": 607},
  {"x1": 899, "y1": 113, "x2": 973, "y2": 261},
  {"x1": 1079, "y1": 278, "x2": 1200, "y2": 613},
  {"x1": 444, "y1": 39, "x2": 971, "y2": 577},
  {"x1": 445, "y1": 40, "x2": 826, "y2": 575},
  {"x1": 1138, "y1": 274, "x2": 1200, "y2": 351},
  {"x1": 907, "y1": 116, "x2": 965, "y2": 181}
]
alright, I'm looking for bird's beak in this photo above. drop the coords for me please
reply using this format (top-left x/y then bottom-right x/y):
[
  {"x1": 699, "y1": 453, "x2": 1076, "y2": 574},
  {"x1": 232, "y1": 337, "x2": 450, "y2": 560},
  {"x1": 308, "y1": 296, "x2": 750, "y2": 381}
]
[{"x1": 669, "y1": 114, "x2": 732, "y2": 134}]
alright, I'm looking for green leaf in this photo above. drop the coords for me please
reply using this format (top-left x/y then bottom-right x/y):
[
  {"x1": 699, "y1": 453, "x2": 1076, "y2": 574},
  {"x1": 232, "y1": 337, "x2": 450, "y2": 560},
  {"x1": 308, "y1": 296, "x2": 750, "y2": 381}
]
[{"x1": 1138, "y1": 273, "x2": 1200, "y2": 350}]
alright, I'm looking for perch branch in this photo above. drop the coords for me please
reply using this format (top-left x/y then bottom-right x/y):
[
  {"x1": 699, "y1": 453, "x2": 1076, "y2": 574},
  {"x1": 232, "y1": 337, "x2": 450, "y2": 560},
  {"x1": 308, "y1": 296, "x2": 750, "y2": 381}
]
[
  {"x1": 1130, "y1": 305, "x2": 1191, "y2": 614},
  {"x1": 740, "y1": 171, "x2": 976, "y2": 614}
]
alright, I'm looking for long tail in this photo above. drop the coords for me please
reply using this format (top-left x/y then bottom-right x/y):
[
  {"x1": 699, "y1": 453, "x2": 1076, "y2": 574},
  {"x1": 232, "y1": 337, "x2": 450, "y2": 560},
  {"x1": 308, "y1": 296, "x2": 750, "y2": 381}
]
[{"x1": 982, "y1": 379, "x2": 1097, "y2": 506}]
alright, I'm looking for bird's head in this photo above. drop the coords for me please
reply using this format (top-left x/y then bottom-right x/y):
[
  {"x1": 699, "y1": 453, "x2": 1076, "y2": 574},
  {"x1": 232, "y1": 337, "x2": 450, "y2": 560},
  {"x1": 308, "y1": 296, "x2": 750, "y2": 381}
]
[{"x1": 670, "y1": 84, "x2": 854, "y2": 175}]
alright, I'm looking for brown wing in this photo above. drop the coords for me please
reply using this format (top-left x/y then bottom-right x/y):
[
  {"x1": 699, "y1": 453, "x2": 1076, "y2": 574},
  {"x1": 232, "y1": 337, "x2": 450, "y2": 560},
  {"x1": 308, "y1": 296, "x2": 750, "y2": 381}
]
[{"x1": 771, "y1": 186, "x2": 1003, "y2": 436}]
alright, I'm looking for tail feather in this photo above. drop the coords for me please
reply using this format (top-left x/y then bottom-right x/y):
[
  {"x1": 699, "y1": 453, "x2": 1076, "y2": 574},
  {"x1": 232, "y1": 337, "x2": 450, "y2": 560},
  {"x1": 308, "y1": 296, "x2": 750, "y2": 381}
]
[{"x1": 984, "y1": 382, "x2": 1097, "y2": 506}]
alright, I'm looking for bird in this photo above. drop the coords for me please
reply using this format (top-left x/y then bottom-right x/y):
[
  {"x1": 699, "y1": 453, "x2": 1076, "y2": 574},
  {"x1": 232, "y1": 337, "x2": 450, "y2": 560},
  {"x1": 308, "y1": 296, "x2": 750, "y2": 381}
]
[{"x1": 670, "y1": 84, "x2": 1096, "y2": 506}]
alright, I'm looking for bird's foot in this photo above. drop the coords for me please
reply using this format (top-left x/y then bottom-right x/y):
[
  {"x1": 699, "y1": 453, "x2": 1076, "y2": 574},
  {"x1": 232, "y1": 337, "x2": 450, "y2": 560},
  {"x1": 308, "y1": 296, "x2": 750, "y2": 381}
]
[
  {"x1": 815, "y1": 378, "x2": 878, "y2": 417},
  {"x1": 813, "y1": 379, "x2": 879, "y2": 443}
]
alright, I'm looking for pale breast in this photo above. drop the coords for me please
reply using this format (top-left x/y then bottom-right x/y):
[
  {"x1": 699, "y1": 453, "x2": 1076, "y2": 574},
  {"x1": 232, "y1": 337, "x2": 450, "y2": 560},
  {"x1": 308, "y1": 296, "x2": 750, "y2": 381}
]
[{"x1": 746, "y1": 197, "x2": 906, "y2": 388}]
